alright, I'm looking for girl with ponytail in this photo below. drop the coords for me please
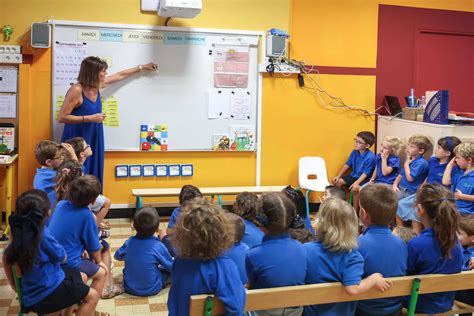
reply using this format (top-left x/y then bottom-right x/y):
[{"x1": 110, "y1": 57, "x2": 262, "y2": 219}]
[
  {"x1": 406, "y1": 183, "x2": 463, "y2": 314},
  {"x1": 2, "y1": 190, "x2": 99, "y2": 315}
]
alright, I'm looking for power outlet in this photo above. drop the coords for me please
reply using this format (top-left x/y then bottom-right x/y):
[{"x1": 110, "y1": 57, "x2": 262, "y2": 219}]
[
  {"x1": 0, "y1": 54, "x2": 22, "y2": 63},
  {"x1": 0, "y1": 45, "x2": 21, "y2": 54},
  {"x1": 259, "y1": 61, "x2": 300, "y2": 74}
]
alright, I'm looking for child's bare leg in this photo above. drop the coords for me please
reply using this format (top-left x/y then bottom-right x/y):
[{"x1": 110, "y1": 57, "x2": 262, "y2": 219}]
[
  {"x1": 101, "y1": 248, "x2": 113, "y2": 290},
  {"x1": 90, "y1": 265, "x2": 106, "y2": 297},
  {"x1": 335, "y1": 178, "x2": 347, "y2": 188},
  {"x1": 395, "y1": 215, "x2": 405, "y2": 227},
  {"x1": 76, "y1": 288, "x2": 100, "y2": 316},
  {"x1": 352, "y1": 189, "x2": 360, "y2": 211},
  {"x1": 95, "y1": 198, "x2": 111, "y2": 225},
  {"x1": 412, "y1": 221, "x2": 424, "y2": 234}
]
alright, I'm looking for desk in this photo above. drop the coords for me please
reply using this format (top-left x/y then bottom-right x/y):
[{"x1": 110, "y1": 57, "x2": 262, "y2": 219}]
[
  {"x1": 0, "y1": 154, "x2": 18, "y2": 241},
  {"x1": 132, "y1": 185, "x2": 287, "y2": 209}
]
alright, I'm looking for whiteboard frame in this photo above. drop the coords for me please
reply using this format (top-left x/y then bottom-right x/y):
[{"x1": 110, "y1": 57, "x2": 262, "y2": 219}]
[{"x1": 49, "y1": 20, "x2": 265, "y2": 185}]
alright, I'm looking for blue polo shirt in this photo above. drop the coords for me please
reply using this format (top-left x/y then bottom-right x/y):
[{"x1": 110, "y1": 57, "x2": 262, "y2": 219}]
[
  {"x1": 452, "y1": 169, "x2": 474, "y2": 215},
  {"x1": 427, "y1": 156, "x2": 448, "y2": 185},
  {"x1": 48, "y1": 200, "x2": 101, "y2": 268},
  {"x1": 167, "y1": 256, "x2": 245, "y2": 316},
  {"x1": 242, "y1": 219, "x2": 264, "y2": 248},
  {"x1": 357, "y1": 225, "x2": 407, "y2": 314},
  {"x1": 374, "y1": 154, "x2": 400, "y2": 185},
  {"x1": 33, "y1": 167, "x2": 57, "y2": 194},
  {"x1": 17, "y1": 227, "x2": 66, "y2": 307},
  {"x1": 114, "y1": 236, "x2": 173, "y2": 296},
  {"x1": 461, "y1": 247, "x2": 474, "y2": 271},
  {"x1": 246, "y1": 233, "x2": 306, "y2": 289},
  {"x1": 407, "y1": 228, "x2": 463, "y2": 314},
  {"x1": 304, "y1": 241, "x2": 363, "y2": 315},
  {"x1": 224, "y1": 241, "x2": 249, "y2": 285},
  {"x1": 346, "y1": 149, "x2": 376, "y2": 179},
  {"x1": 399, "y1": 156, "x2": 429, "y2": 194},
  {"x1": 167, "y1": 207, "x2": 181, "y2": 229}
]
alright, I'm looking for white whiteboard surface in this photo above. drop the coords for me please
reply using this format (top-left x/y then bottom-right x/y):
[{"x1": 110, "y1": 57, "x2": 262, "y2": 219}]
[{"x1": 51, "y1": 20, "x2": 263, "y2": 152}]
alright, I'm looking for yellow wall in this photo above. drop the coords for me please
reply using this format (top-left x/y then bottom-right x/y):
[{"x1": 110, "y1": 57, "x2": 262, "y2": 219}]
[{"x1": 1, "y1": 0, "x2": 472, "y2": 205}]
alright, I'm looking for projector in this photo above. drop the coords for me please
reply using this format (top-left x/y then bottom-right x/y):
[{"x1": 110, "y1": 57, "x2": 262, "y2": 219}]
[{"x1": 157, "y1": 0, "x2": 202, "y2": 18}]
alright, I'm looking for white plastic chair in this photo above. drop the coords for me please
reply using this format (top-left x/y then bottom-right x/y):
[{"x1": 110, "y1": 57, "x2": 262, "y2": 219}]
[{"x1": 298, "y1": 157, "x2": 331, "y2": 217}]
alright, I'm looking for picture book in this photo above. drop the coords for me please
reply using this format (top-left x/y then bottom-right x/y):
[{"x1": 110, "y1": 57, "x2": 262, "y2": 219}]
[
  {"x1": 0, "y1": 125, "x2": 14, "y2": 154},
  {"x1": 229, "y1": 125, "x2": 255, "y2": 151},
  {"x1": 212, "y1": 133, "x2": 230, "y2": 151},
  {"x1": 140, "y1": 124, "x2": 168, "y2": 151}
]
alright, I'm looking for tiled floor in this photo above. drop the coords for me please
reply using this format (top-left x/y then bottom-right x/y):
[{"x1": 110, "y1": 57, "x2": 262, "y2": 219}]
[{"x1": 0, "y1": 218, "x2": 171, "y2": 316}]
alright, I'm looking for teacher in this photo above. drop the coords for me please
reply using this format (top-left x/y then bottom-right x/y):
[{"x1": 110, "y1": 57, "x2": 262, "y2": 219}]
[{"x1": 58, "y1": 56, "x2": 157, "y2": 185}]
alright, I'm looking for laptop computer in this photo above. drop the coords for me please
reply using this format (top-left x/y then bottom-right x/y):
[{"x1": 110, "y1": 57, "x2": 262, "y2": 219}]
[{"x1": 383, "y1": 96, "x2": 403, "y2": 116}]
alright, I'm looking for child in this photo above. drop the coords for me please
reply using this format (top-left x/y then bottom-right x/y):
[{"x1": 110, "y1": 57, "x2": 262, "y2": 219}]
[
  {"x1": 304, "y1": 198, "x2": 391, "y2": 315},
  {"x1": 64, "y1": 136, "x2": 93, "y2": 172},
  {"x1": 426, "y1": 136, "x2": 461, "y2": 185},
  {"x1": 368, "y1": 136, "x2": 402, "y2": 185},
  {"x1": 333, "y1": 131, "x2": 376, "y2": 210},
  {"x1": 320, "y1": 185, "x2": 347, "y2": 202},
  {"x1": 166, "y1": 184, "x2": 203, "y2": 233},
  {"x1": 290, "y1": 228, "x2": 315, "y2": 243},
  {"x1": 406, "y1": 183, "x2": 463, "y2": 314},
  {"x1": 52, "y1": 159, "x2": 111, "y2": 228},
  {"x1": 394, "y1": 135, "x2": 432, "y2": 233},
  {"x1": 2, "y1": 190, "x2": 99, "y2": 315},
  {"x1": 357, "y1": 184, "x2": 407, "y2": 316},
  {"x1": 246, "y1": 193, "x2": 307, "y2": 315},
  {"x1": 33, "y1": 140, "x2": 76, "y2": 194},
  {"x1": 48, "y1": 175, "x2": 123, "y2": 299},
  {"x1": 443, "y1": 142, "x2": 474, "y2": 215},
  {"x1": 392, "y1": 226, "x2": 417, "y2": 244},
  {"x1": 232, "y1": 191, "x2": 264, "y2": 247},
  {"x1": 114, "y1": 207, "x2": 173, "y2": 296},
  {"x1": 456, "y1": 216, "x2": 474, "y2": 315},
  {"x1": 167, "y1": 197, "x2": 245, "y2": 315},
  {"x1": 224, "y1": 212, "x2": 250, "y2": 285}
]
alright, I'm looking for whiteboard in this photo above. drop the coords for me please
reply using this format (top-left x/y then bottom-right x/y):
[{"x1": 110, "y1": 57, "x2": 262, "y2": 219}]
[{"x1": 51, "y1": 21, "x2": 263, "y2": 151}]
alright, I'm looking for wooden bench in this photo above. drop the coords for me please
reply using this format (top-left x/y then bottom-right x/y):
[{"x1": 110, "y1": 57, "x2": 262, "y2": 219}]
[
  {"x1": 189, "y1": 271, "x2": 474, "y2": 316},
  {"x1": 132, "y1": 185, "x2": 287, "y2": 209}
]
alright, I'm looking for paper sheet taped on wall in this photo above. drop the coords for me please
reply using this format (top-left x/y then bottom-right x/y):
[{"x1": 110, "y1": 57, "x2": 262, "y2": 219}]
[
  {"x1": 53, "y1": 42, "x2": 88, "y2": 86},
  {"x1": 230, "y1": 89, "x2": 251, "y2": 120},
  {"x1": 55, "y1": 96, "x2": 65, "y2": 120},
  {"x1": 0, "y1": 94, "x2": 16, "y2": 118},
  {"x1": 208, "y1": 89, "x2": 230, "y2": 119},
  {"x1": 0, "y1": 67, "x2": 18, "y2": 93},
  {"x1": 102, "y1": 96, "x2": 119, "y2": 127},
  {"x1": 213, "y1": 45, "x2": 249, "y2": 88}
]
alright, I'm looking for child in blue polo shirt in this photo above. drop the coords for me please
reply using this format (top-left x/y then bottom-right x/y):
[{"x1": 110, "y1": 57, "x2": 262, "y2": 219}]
[
  {"x1": 33, "y1": 140, "x2": 76, "y2": 194},
  {"x1": 443, "y1": 142, "x2": 474, "y2": 215},
  {"x1": 49, "y1": 175, "x2": 123, "y2": 300},
  {"x1": 224, "y1": 212, "x2": 249, "y2": 285},
  {"x1": 367, "y1": 136, "x2": 402, "y2": 186},
  {"x1": 357, "y1": 184, "x2": 407, "y2": 316},
  {"x1": 427, "y1": 137, "x2": 461, "y2": 185},
  {"x1": 333, "y1": 131, "x2": 376, "y2": 211},
  {"x1": 2, "y1": 190, "x2": 98, "y2": 315},
  {"x1": 246, "y1": 193, "x2": 307, "y2": 315},
  {"x1": 232, "y1": 191, "x2": 264, "y2": 247},
  {"x1": 167, "y1": 197, "x2": 245, "y2": 315},
  {"x1": 114, "y1": 207, "x2": 173, "y2": 296},
  {"x1": 162, "y1": 184, "x2": 203, "y2": 256},
  {"x1": 304, "y1": 198, "x2": 392, "y2": 316},
  {"x1": 456, "y1": 216, "x2": 474, "y2": 315},
  {"x1": 395, "y1": 134, "x2": 432, "y2": 233},
  {"x1": 406, "y1": 183, "x2": 463, "y2": 314}
]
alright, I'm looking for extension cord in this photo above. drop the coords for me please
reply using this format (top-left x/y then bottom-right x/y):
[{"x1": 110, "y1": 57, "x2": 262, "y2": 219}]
[{"x1": 258, "y1": 61, "x2": 300, "y2": 74}]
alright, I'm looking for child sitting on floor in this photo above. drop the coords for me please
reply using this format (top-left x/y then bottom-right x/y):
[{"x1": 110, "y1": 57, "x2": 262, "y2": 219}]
[
  {"x1": 167, "y1": 197, "x2": 245, "y2": 315},
  {"x1": 223, "y1": 212, "x2": 249, "y2": 285},
  {"x1": 114, "y1": 207, "x2": 173, "y2": 296},
  {"x1": 232, "y1": 191, "x2": 264, "y2": 248}
]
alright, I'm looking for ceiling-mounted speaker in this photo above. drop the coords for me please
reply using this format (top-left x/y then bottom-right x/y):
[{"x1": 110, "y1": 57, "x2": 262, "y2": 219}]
[{"x1": 31, "y1": 23, "x2": 51, "y2": 48}]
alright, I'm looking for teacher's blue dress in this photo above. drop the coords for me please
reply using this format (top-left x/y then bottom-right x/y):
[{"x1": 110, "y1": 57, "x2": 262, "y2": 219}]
[{"x1": 61, "y1": 91, "x2": 104, "y2": 185}]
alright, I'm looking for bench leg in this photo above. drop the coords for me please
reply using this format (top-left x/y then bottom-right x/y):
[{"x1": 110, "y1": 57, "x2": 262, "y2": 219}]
[
  {"x1": 217, "y1": 195, "x2": 223, "y2": 208},
  {"x1": 407, "y1": 278, "x2": 421, "y2": 316},
  {"x1": 136, "y1": 196, "x2": 143, "y2": 212},
  {"x1": 305, "y1": 190, "x2": 311, "y2": 219}
]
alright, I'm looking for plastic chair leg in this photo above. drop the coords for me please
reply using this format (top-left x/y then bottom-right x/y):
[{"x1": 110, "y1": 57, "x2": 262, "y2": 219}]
[
  {"x1": 305, "y1": 190, "x2": 311, "y2": 219},
  {"x1": 407, "y1": 278, "x2": 421, "y2": 316},
  {"x1": 205, "y1": 296, "x2": 213, "y2": 316}
]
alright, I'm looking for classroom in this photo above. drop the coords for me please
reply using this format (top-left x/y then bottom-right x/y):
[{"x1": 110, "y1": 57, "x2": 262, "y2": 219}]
[{"x1": 0, "y1": 0, "x2": 473, "y2": 315}]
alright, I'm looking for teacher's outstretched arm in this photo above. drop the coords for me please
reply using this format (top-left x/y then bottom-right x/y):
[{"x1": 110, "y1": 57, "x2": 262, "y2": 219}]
[{"x1": 102, "y1": 62, "x2": 158, "y2": 88}]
